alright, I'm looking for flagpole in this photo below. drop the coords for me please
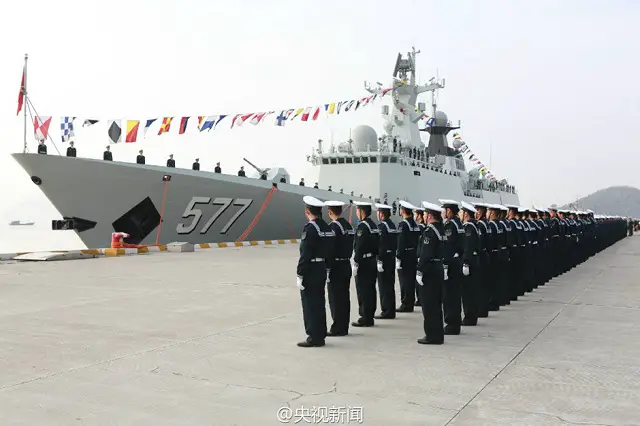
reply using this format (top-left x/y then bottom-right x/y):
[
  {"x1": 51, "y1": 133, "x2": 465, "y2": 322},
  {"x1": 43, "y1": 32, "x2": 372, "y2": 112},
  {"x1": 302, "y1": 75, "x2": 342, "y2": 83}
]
[{"x1": 23, "y1": 53, "x2": 28, "y2": 153}]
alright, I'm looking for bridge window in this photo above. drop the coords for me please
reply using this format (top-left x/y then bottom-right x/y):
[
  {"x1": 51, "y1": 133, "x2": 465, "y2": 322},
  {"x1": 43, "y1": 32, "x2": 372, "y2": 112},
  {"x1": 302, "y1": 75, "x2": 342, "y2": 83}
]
[
  {"x1": 381, "y1": 156, "x2": 389, "y2": 163},
  {"x1": 330, "y1": 158, "x2": 337, "y2": 164},
  {"x1": 390, "y1": 156, "x2": 398, "y2": 163},
  {"x1": 322, "y1": 158, "x2": 329, "y2": 165},
  {"x1": 346, "y1": 157, "x2": 353, "y2": 164},
  {"x1": 354, "y1": 157, "x2": 361, "y2": 164},
  {"x1": 369, "y1": 156, "x2": 377, "y2": 163},
  {"x1": 361, "y1": 157, "x2": 369, "y2": 163},
  {"x1": 338, "y1": 157, "x2": 345, "y2": 164}
]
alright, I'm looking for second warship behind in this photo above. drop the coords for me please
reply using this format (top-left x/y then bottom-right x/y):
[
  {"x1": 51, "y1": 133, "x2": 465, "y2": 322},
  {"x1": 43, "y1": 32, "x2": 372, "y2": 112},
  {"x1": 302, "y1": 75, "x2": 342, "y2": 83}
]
[{"x1": 11, "y1": 47, "x2": 520, "y2": 249}]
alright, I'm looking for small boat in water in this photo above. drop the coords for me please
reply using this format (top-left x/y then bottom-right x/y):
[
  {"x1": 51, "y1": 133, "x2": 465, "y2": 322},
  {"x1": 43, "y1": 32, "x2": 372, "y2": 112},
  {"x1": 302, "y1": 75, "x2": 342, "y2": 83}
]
[{"x1": 9, "y1": 220, "x2": 35, "y2": 226}]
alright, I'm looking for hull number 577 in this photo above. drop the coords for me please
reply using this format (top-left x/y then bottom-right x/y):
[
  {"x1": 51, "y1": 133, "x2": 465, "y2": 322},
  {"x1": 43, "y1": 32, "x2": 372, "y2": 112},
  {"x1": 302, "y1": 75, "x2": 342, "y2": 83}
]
[{"x1": 176, "y1": 196, "x2": 253, "y2": 235}]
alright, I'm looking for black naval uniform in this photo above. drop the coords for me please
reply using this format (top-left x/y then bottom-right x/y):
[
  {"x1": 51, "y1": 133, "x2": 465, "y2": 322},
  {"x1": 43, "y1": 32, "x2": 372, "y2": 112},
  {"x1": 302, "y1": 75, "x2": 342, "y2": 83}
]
[
  {"x1": 136, "y1": 154, "x2": 145, "y2": 165},
  {"x1": 66, "y1": 146, "x2": 77, "y2": 157},
  {"x1": 461, "y1": 220, "x2": 481, "y2": 326},
  {"x1": 396, "y1": 216, "x2": 421, "y2": 312},
  {"x1": 442, "y1": 216, "x2": 464, "y2": 334},
  {"x1": 498, "y1": 217, "x2": 512, "y2": 306},
  {"x1": 417, "y1": 222, "x2": 445, "y2": 344},
  {"x1": 476, "y1": 218, "x2": 492, "y2": 318},
  {"x1": 415, "y1": 221, "x2": 427, "y2": 306},
  {"x1": 103, "y1": 150, "x2": 113, "y2": 161},
  {"x1": 327, "y1": 217, "x2": 355, "y2": 335},
  {"x1": 352, "y1": 217, "x2": 380, "y2": 326},
  {"x1": 508, "y1": 216, "x2": 523, "y2": 301},
  {"x1": 37, "y1": 143, "x2": 47, "y2": 154},
  {"x1": 192, "y1": 161, "x2": 200, "y2": 171},
  {"x1": 549, "y1": 215, "x2": 561, "y2": 277},
  {"x1": 487, "y1": 218, "x2": 501, "y2": 310},
  {"x1": 167, "y1": 158, "x2": 176, "y2": 168},
  {"x1": 297, "y1": 218, "x2": 334, "y2": 346},
  {"x1": 376, "y1": 218, "x2": 398, "y2": 319}
]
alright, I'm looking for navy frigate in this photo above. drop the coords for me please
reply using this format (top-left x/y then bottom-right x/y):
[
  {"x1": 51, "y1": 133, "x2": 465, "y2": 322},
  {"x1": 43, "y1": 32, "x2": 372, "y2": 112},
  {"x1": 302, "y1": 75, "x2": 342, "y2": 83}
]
[{"x1": 11, "y1": 47, "x2": 520, "y2": 248}]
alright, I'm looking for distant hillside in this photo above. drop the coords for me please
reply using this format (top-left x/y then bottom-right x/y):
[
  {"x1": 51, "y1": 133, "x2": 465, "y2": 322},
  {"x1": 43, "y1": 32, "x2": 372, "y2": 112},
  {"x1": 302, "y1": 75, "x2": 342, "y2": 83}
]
[{"x1": 561, "y1": 186, "x2": 640, "y2": 218}]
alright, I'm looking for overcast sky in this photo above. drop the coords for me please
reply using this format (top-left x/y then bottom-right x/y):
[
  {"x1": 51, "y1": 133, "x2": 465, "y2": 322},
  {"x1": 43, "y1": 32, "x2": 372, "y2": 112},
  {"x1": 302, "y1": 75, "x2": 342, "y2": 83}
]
[{"x1": 1, "y1": 0, "x2": 639, "y2": 221}]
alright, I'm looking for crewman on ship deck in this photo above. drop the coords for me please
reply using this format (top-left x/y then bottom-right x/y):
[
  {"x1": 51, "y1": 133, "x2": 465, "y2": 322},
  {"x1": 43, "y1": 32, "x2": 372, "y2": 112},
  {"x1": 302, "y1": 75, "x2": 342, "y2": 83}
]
[
  {"x1": 296, "y1": 196, "x2": 333, "y2": 348},
  {"x1": 66, "y1": 141, "x2": 76, "y2": 158},
  {"x1": 166, "y1": 154, "x2": 175, "y2": 168},
  {"x1": 192, "y1": 158, "x2": 200, "y2": 170},
  {"x1": 103, "y1": 146, "x2": 112, "y2": 161},
  {"x1": 136, "y1": 150, "x2": 145, "y2": 165}
]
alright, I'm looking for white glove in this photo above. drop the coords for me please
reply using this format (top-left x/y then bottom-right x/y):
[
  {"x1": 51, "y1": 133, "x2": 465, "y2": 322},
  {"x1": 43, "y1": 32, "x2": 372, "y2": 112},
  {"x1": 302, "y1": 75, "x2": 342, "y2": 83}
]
[
  {"x1": 351, "y1": 259, "x2": 358, "y2": 276},
  {"x1": 377, "y1": 261, "x2": 384, "y2": 273},
  {"x1": 326, "y1": 269, "x2": 331, "y2": 283},
  {"x1": 462, "y1": 264, "x2": 470, "y2": 276},
  {"x1": 395, "y1": 259, "x2": 402, "y2": 270},
  {"x1": 416, "y1": 273, "x2": 423, "y2": 286},
  {"x1": 443, "y1": 266, "x2": 449, "y2": 281},
  {"x1": 296, "y1": 276, "x2": 304, "y2": 290}
]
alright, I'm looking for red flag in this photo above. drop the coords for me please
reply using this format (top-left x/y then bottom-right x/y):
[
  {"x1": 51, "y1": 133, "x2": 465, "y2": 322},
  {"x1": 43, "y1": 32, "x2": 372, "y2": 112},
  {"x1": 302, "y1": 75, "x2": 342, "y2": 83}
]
[
  {"x1": 16, "y1": 68, "x2": 25, "y2": 116},
  {"x1": 179, "y1": 117, "x2": 190, "y2": 134},
  {"x1": 312, "y1": 108, "x2": 320, "y2": 121}
]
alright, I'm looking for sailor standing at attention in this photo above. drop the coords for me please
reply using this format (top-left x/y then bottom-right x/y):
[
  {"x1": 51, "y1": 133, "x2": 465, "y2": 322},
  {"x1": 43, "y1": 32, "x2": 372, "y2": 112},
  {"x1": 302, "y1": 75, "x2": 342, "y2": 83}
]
[
  {"x1": 325, "y1": 200, "x2": 355, "y2": 336},
  {"x1": 351, "y1": 201, "x2": 380, "y2": 327},
  {"x1": 439, "y1": 199, "x2": 464, "y2": 335},
  {"x1": 296, "y1": 196, "x2": 334, "y2": 347},
  {"x1": 472, "y1": 202, "x2": 492, "y2": 318},
  {"x1": 413, "y1": 205, "x2": 427, "y2": 307},
  {"x1": 396, "y1": 200, "x2": 421, "y2": 313},
  {"x1": 460, "y1": 201, "x2": 481, "y2": 326},
  {"x1": 374, "y1": 202, "x2": 398, "y2": 319},
  {"x1": 415, "y1": 201, "x2": 446, "y2": 345}
]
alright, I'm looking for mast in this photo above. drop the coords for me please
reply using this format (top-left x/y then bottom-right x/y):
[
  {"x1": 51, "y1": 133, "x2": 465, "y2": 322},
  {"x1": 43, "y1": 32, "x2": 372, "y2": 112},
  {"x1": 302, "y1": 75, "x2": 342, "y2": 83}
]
[{"x1": 23, "y1": 53, "x2": 28, "y2": 154}]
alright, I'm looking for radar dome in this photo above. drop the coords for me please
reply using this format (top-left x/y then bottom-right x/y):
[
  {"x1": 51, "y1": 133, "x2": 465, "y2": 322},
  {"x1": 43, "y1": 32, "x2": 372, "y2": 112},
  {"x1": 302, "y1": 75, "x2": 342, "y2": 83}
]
[
  {"x1": 352, "y1": 125, "x2": 378, "y2": 152},
  {"x1": 452, "y1": 138, "x2": 463, "y2": 149},
  {"x1": 434, "y1": 110, "x2": 448, "y2": 126}
]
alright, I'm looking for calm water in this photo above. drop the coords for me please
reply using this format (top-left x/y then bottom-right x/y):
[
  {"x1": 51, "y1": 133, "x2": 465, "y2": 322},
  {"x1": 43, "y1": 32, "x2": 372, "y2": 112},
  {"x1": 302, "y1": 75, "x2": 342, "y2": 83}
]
[{"x1": 0, "y1": 225, "x2": 85, "y2": 253}]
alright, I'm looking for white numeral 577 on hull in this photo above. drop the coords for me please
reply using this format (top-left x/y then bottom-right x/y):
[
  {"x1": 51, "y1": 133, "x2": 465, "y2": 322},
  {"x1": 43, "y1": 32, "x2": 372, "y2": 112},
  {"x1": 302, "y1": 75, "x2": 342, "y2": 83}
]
[{"x1": 176, "y1": 196, "x2": 253, "y2": 235}]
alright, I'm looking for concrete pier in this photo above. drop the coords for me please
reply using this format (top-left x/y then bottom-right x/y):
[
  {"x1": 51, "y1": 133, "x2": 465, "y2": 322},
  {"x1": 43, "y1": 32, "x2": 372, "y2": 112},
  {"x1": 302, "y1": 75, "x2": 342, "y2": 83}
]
[{"x1": 0, "y1": 237, "x2": 638, "y2": 425}]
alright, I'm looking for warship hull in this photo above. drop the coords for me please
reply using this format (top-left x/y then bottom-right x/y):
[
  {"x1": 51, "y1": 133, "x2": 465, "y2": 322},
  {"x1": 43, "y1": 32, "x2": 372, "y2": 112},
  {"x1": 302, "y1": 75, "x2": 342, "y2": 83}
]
[{"x1": 12, "y1": 153, "x2": 519, "y2": 249}]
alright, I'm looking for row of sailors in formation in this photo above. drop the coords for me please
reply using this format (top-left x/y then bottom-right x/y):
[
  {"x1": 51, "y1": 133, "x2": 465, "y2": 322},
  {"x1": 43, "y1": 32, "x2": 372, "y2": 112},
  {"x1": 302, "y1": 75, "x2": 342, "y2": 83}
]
[{"x1": 295, "y1": 196, "x2": 631, "y2": 347}]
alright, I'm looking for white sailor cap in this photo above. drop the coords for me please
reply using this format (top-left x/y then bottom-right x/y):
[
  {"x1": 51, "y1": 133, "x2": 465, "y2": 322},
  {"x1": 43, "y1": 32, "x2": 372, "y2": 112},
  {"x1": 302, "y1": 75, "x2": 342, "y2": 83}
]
[
  {"x1": 518, "y1": 206, "x2": 529, "y2": 213},
  {"x1": 399, "y1": 200, "x2": 415, "y2": 210},
  {"x1": 353, "y1": 201, "x2": 372, "y2": 208},
  {"x1": 499, "y1": 205, "x2": 508, "y2": 212},
  {"x1": 587, "y1": 209, "x2": 594, "y2": 214},
  {"x1": 438, "y1": 199, "x2": 460, "y2": 208},
  {"x1": 422, "y1": 201, "x2": 443, "y2": 213},
  {"x1": 460, "y1": 201, "x2": 476, "y2": 214},
  {"x1": 375, "y1": 203, "x2": 392, "y2": 210},
  {"x1": 303, "y1": 196, "x2": 325, "y2": 208},
  {"x1": 324, "y1": 200, "x2": 345, "y2": 207},
  {"x1": 472, "y1": 202, "x2": 489, "y2": 209},
  {"x1": 548, "y1": 204, "x2": 558, "y2": 211},
  {"x1": 505, "y1": 204, "x2": 520, "y2": 211}
]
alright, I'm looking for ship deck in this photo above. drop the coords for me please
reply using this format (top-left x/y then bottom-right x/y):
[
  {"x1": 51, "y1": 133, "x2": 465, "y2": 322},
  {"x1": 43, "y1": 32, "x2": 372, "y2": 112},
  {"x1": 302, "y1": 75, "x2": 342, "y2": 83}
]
[{"x1": 0, "y1": 237, "x2": 639, "y2": 425}]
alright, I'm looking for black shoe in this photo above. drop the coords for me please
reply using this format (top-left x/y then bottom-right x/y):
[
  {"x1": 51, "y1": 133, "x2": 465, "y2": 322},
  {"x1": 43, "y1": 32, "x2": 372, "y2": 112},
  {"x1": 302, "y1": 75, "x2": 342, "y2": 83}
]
[
  {"x1": 444, "y1": 325, "x2": 460, "y2": 335},
  {"x1": 488, "y1": 305, "x2": 500, "y2": 311},
  {"x1": 478, "y1": 312, "x2": 489, "y2": 318},
  {"x1": 351, "y1": 319, "x2": 374, "y2": 327},
  {"x1": 462, "y1": 318, "x2": 477, "y2": 326},
  {"x1": 418, "y1": 336, "x2": 444, "y2": 345},
  {"x1": 327, "y1": 331, "x2": 348, "y2": 337},
  {"x1": 297, "y1": 340, "x2": 325, "y2": 347},
  {"x1": 414, "y1": 300, "x2": 421, "y2": 307},
  {"x1": 397, "y1": 305, "x2": 414, "y2": 313},
  {"x1": 374, "y1": 314, "x2": 395, "y2": 320}
]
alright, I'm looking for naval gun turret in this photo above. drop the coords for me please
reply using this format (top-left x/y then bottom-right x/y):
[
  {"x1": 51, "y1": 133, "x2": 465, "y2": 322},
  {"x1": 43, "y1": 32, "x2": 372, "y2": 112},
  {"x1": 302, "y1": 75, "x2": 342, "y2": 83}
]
[{"x1": 243, "y1": 157, "x2": 289, "y2": 183}]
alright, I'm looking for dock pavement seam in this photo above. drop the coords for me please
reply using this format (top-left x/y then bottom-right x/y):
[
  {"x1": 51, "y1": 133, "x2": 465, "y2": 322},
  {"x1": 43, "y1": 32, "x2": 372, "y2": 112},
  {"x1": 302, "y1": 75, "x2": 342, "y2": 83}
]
[
  {"x1": 443, "y1": 267, "x2": 605, "y2": 425},
  {"x1": 0, "y1": 313, "x2": 291, "y2": 392}
]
